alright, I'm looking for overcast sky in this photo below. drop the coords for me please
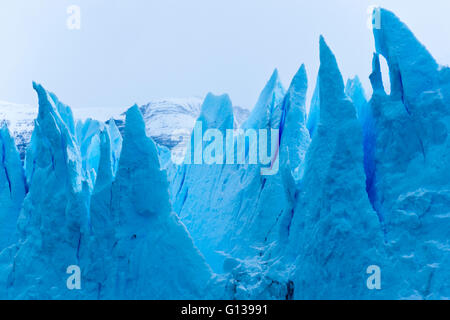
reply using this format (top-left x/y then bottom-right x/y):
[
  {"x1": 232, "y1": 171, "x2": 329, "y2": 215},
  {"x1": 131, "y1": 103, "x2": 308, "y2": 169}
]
[{"x1": 1, "y1": 0, "x2": 450, "y2": 113}]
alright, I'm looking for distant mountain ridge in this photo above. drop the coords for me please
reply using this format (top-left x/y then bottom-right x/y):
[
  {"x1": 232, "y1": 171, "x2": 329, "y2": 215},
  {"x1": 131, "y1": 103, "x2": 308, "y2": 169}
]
[
  {"x1": 0, "y1": 101, "x2": 35, "y2": 160},
  {"x1": 0, "y1": 98, "x2": 250, "y2": 160}
]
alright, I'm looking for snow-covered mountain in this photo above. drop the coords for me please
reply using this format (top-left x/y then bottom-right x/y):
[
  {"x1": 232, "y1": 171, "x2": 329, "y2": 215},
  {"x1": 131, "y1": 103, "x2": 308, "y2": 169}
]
[
  {"x1": 0, "y1": 98, "x2": 250, "y2": 162},
  {"x1": 0, "y1": 102, "x2": 36, "y2": 160}
]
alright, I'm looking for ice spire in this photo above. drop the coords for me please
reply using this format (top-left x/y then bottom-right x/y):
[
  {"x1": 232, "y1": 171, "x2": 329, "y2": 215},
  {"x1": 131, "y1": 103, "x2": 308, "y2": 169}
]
[
  {"x1": 281, "y1": 65, "x2": 308, "y2": 128},
  {"x1": 318, "y1": 36, "x2": 346, "y2": 116},
  {"x1": 185, "y1": 93, "x2": 234, "y2": 165},
  {"x1": 5, "y1": 83, "x2": 90, "y2": 299},
  {"x1": 366, "y1": 9, "x2": 450, "y2": 298},
  {"x1": 279, "y1": 64, "x2": 310, "y2": 182},
  {"x1": 25, "y1": 82, "x2": 83, "y2": 190},
  {"x1": 345, "y1": 76, "x2": 368, "y2": 121},
  {"x1": 108, "y1": 105, "x2": 213, "y2": 299},
  {"x1": 48, "y1": 91, "x2": 76, "y2": 137},
  {"x1": 286, "y1": 37, "x2": 383, "y2": 299},
  {"x1": 373, "y1": 8, "x2": 439, "y2": 105},
  {"x1": 113, "y1": 105, "x2": 171, "y2": 220},
  {"x1": 91, "y1": 129, "x2": 114, "y2": 205},
  {"x1": 0, "y1": 123, "x2": 26, "y2": 250},
  {"x1": 197, "y1": 93, "x2": 234, "y2": 131},
  {"x1": 243, "y1": 69, "x2": 286, "y2": 130},
  {"x1": 86, "y1": 127, "x2": 117, "y2": 298},
  {"x1": 171, "y1": 78, "x2": 291, "y2": 275}
]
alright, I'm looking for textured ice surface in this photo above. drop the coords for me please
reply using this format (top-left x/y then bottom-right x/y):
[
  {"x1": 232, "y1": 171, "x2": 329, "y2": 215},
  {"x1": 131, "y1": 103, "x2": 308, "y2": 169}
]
[
  {"x1": 0, "y1": 88, "x2": 213, "y2": 299},
  {"x1": 0, "y1": 7, "x2": 449, "y2": 300},
  {"x1": 0, "y1": 124, "x2": 25, "y2": 251},
  {"x1": 279, "y1": 65, "x2": 311, "y2": 182},
  {"x1": 367, "y1": 8, "x2": 450, "y2": 299},
  {"x1": 1, "y1": 83, "x2": 90, "y2": 299},
  {"x1": 171, "y1": 73, "x2": 293, "y2": 275},
  {"x1": 285, "y1": 37, "x2": 384, "y2": 299},
  {"x1": 86, "y1": 105, "x2": 214, "y2": 299}
]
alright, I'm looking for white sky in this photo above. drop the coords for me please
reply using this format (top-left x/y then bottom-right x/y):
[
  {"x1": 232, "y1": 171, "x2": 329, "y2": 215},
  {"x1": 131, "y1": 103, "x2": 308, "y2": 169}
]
[{"x1": 0, "y1": 0, "x2": 449, "y2": 112}]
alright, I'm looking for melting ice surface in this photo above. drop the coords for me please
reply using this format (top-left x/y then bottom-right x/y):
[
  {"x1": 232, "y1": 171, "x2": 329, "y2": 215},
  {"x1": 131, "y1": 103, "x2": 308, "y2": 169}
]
[{"x1": 0, "y1": 8, "x2": 450, "y2": 299}]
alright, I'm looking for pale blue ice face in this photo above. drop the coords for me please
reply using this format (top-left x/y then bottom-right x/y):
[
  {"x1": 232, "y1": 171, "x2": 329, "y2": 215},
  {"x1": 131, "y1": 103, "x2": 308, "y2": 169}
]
[
  {"x1": 0, "y1": 0, "x2": 449, "y2": 111},
  {"x1": 1, "y1": 5, "x2": 450, "y2": 299}
]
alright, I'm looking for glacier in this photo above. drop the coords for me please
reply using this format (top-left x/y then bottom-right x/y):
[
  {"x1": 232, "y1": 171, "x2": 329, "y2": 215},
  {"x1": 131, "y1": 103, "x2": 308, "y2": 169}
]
[
  {"x1": 285, "y1": 37, "x2": 384, "y2": 299},
  {"x1": 0, "y1": 7, "x2": 449, "y2": 299},
  {"x1": 366, "y1": 8, "x2": 450, "y2": 299},
  {"x1": 86, "y1": 105, "x2": 214, "y2": 299},
  {"x1": 170, "y1": 70, "x2": 294, "y2": 276},
  {"x1": 0, "y1": 85, "x2": 214, "y2": 299},
  {"x1": 0, "y1": 123, "x2": 26, "y2": 250}
]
